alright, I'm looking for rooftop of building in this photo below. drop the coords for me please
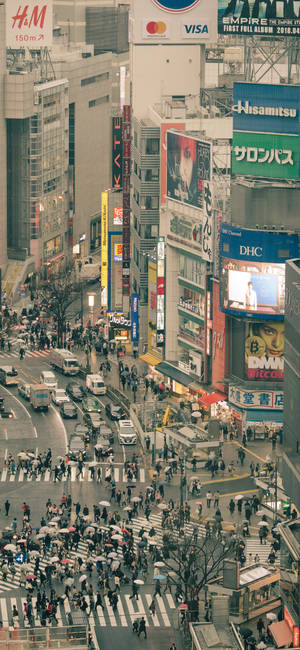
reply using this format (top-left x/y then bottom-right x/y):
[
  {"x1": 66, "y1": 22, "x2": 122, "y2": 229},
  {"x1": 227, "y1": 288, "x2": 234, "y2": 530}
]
[
  {"x1": 190, "y1": 621, "x2": 241, "y2": 650},
  {"x1": 152, "y1": 90, "x2": 232, "y2": 122}
]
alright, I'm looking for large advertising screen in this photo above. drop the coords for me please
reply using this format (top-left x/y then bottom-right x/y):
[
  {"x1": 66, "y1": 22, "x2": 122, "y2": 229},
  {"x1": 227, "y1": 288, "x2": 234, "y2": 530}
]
[
  {"x1": 167, "y1": 131, "x2": 212, "y2": 209},
  {"x1": 218, "y1": 0, "x2": 300, "y2": 36},
  {"x1": 132, "y1": 0, "x2": 217, "y2": 44},
  {"x1": 245, "y1": 321, "x2": 284, "y2": 381},
  {"x1": 220, "y1": 225, "x2": 299, "y2": 319}
]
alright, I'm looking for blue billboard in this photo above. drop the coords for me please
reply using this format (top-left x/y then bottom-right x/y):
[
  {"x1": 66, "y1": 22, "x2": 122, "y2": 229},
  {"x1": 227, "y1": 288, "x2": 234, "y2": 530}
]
[
  {"x1": 219, "y1": 225, "x2": 299, "y2": 319},
  {"x1": 233, "y1": 83, "x2": 300, "y2": 136},
  {"x1": 131, "y1": 294, "x2": 139, "y2": 343}
]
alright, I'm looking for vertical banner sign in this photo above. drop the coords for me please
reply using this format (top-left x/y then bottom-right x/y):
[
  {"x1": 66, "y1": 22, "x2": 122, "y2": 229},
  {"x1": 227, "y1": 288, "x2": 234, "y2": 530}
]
[
  {"x1": 156, "y1": 237, "x2": 165, "y2": 348},
  {"x1": 101, "y1": 192, "x2": 108, "y2": 307},
  {"x1": 112, "y1": 117, "x2": 123, "y2": 190},
  {"x1": 122, "y1": 105, "x2": 131, "y2": 309},
  {"x1": 131, "y1": 294, "x2": 139, "y2": 343},
  {"x1": 6, "y1": 0, "x2": 53, "y2": 48}
]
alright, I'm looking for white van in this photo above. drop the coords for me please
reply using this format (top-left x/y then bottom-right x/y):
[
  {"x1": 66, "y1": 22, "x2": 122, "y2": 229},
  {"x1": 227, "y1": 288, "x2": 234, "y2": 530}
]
[
  {"x1": 86, "y1": 374, "x2": 106, "y2": 396},
  {"x1": 40, "y1": 370, "x2": 57, "y2": 391},
  {"x1": 118, "y1": 420, "x2": 137, "y2": 445}
]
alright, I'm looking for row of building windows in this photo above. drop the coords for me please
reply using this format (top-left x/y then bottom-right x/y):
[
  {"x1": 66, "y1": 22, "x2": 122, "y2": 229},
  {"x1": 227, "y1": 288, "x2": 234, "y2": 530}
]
[
  {"x1": 89, "y1": 95, "x2": 110, "y2": 108},
  {"x1": 133, "y1": 163, "x2": 159, "y2": 182},
  {"x1": 81, "y1": 72, "x2": 109, "y2": 86},
  {"x1": 133, "y1": 190, "x2": 159, "y2": 210},
  {"x1": 133, "y1": 132, "x2": 160, "y2": 155}
]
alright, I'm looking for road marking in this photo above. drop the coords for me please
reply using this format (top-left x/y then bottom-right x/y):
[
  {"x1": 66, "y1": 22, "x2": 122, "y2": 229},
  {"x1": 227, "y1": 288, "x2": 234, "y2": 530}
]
[
  {"x1": 1, "y1": 469, "x2": 7, "y2": 482},
  {"x1": 104, "y1": 596, "x2": 117, "y2": 626},
  {"x1": 0, "y1": 597, "x2": 9, "y2": 627},
  {"x1": 124, "y1": 594, "x2": 137, "y2": 623},
  {"x1": 4, "y1": 448, "x2": 7, "y2": 461},
  {"x1": 4, "y1": 429, "x2": 7, "y2": 440},
  {"x1": 9, "y1": 473, "x2": 15, "y2": 482},
  {"x1": 44, "y1": 470, "x2": 50, "y2": 481},
  {"x1": 200, "y1": 473, "x2": 250, "y2": 486},
  {"x1": 116, "y1": 596, "x2": 127, "y2": 627},
  {"x1": 33, "y1": 426, "x2": 38, "y2": 438},
  {"x1": 10, "y1": 597, "x2": 19, "y2": 627},
  {"x1": 18, "y1": 469, "x2": 24, "y2": 482},
  {"x1": 145, "y1": 593, "x2": 160, "y2": 626},
  {"x1": 31, "y1": 598, "x2": 41, "y2": 627},
  {"x1": 95, "y1": 601, "x2": 106, "y2": 627},
  {"x1": 220, "y1": 488, "x2": 259, "y2": 499},
  {"x1": 133, "y1": 594, "x2": 149, "y2": 627},
  {"x1": 165, "y1": 593, "x2": 175, "y2": 609},
  {"x1": 229, "y1": 440, "x2": 266, "y2": 463},
  {"x1": 156, "y1": 595, "x2": 170, "y2": 626}
]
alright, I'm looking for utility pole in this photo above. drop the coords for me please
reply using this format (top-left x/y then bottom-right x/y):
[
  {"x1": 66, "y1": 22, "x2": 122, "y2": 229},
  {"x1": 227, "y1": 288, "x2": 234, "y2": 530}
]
[{"x1": 80, "y1": 280, "x2": 84, "y2": 330}]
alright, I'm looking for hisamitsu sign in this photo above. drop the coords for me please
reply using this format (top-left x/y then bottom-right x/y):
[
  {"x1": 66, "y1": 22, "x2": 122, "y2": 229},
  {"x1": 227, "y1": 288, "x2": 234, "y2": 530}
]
[{"x1": 233, "y1": 83, "x2": 300, "y2": 135}]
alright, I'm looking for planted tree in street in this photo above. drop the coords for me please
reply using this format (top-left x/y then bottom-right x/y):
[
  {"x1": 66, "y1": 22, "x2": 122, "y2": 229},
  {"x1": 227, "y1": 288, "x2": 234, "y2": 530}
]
[{"x1": 39, "y1": 267, "x2": 79, "y2": 346}]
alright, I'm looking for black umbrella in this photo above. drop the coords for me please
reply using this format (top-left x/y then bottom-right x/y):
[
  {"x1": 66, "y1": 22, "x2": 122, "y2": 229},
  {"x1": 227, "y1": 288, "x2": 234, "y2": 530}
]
[
  {"x1": 127, "y1": 485, "x2": 137, "y2": 489},
  {"x1": 240, "y1": 628, "x2": 253, "y2": 638}
]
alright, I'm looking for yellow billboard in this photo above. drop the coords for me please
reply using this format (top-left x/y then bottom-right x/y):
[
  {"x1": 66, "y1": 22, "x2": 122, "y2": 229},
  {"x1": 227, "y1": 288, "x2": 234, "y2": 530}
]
[{"x1": 101, "y1": 191, "x2": 108, "y2": 293}]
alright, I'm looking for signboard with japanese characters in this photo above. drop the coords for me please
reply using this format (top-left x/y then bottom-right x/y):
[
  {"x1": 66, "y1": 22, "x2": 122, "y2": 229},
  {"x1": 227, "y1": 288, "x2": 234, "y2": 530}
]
[
  {"x1": 229, "y1": 384, "x2": 284, "y2": 410},
  {"x1": 232, "y1": 131, "x2": 299, "y2": 179}
]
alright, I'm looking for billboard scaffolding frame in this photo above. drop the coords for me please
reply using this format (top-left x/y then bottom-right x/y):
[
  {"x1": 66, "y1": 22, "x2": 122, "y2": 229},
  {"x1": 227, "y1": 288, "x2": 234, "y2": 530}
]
[{"x1": 243, "y1": 37, "x2": 300, "y2": 84}]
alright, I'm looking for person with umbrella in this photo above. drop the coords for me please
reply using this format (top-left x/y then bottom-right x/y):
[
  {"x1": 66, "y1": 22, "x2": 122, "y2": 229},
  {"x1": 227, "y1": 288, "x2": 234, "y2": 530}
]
[{"x1": 129, "y1": 579, "x2": 139, "y2": 600}]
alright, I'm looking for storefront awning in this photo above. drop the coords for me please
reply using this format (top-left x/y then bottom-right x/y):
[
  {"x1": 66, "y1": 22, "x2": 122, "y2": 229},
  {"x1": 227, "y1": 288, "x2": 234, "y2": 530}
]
[
  {"x1": 156, "y1": 361, "x2": 192, "y2": 387},
  {"x1": 269, "y1": 621, "x2": 292, "y2": 648},
  {"x1": 199, "y1": 391, "x2": 226, "y2": 406},
  {"x1": 245, "y1": 409, "x2": 283, "y2": 423},
  {"x1": 139, "y1": 353, "x2": 161, "y2": 367}
]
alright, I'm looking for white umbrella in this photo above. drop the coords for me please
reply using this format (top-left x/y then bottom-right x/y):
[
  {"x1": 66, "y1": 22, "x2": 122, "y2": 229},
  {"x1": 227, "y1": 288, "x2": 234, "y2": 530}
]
[
  {"x1": 134, "y1": 579, "x2": 144, "y2": 585},
  {"x1": 154, "y1": 561, "x2": 165, "y2": 567},
  {"x1": 50, "y1": 556, "x2": 60, "y2": 563},
  {"x1": 48, "y1": 521, "x2": 58, "y2": 527},
  {"x1": 112, "y1": 534, "x2": 123, "y2": 541},
  {"x1": 191, "y1": 411, "x2": 202, "y2": 418},
  {"x1": 86, "y1": 539, "x2": 94, "y2": 545},
  {"x1": 256, "y1": 510, "x2": 264, "y2": 517},
  {"x1": 89, "y1": 461, "x2": 98, "y2": 467},
  {"x1": 108, "y1": 552, "x2": 118, "y2": 559},
  {"x1": 123, "y1": 506, "x2": 132, "y2": 511},
  {"x1": 111, "y1": 525, "x2": 122, "y2": 531},
  {"x1": 266, "y1": 612, "x2": 277, "y2": 621},
  {"x1": 99, "y1": 501, "x2": 110, "y2": 507},
  {"x1": 51, "y1": 516, "x2": 61, "y2": 522},
  {"x1": 29, "y1": 550, "x2": 39, "y2": 558},
  {"x1": 258, "y1": 521, "x2": 269, "y2": 527},
  {"x1": 59, "y1": 528, "x2": 70, "y2": 534},
  {"x1": 79, "y1": 574, "x2": 87, "y2": 583},
  {"x1": 131, "y1": 497, "x2": 141, "y2": 503},
  {"x1": 157, "y1": 503, "x2": 169, "y2": 510},
  {"x1": 4, "y1": 544, "x2": 17, "y2": 552},
  {"x1": 257, "y1": 643, "x2": 267, "y2": 649},
  {"x1": 234, "y1": 495, "x2": 244, "y2": 501},
  {"x1": 64, "y1": 577, "x2": 74, "y2": 586},
  {"x1": 95, "y1": 556, "x2": 106, "y2": 562},
  {"x1": 17, "y1": 452, "x2": 30, "y2": 460}
]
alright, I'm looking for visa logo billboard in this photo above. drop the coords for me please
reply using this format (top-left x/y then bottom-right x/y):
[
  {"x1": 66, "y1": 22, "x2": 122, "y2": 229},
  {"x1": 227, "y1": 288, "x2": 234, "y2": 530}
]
[{"x1": 182, "y1": 23, "x2": 209, "y2": 36}]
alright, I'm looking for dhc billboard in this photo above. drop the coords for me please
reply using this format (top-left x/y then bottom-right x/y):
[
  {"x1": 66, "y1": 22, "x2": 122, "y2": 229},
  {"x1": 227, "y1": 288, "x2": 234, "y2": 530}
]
[{"x1": 233, "y1": 83, "x2": 300, "y2": 136}]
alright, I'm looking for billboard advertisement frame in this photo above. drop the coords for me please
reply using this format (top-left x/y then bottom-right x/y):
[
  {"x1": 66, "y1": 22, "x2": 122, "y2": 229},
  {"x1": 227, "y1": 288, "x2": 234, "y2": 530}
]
[
  {"x1": 132, "y1": 0, "x2": 217, "y2": 44},
  {"x1": 101, "y1": 192, "x2": 108, "y2": 306},
  {"x1": 219, "y1": 224, "x2": 299, "y2": 319},
  {"x1": 232, "y1": 83, "x2": 300, "y2": 136},
  {"x1": 112, "y1": 117, "x2": 123, "y2": 190},
  {"x1": 108, "y1": 232, "x2": 123, "y2": 313},
  {"x1": 232, "y1": 131, "x2": 299, "y2": 179},
  {"x1": 245, "y1": 320, "x2": 284, "y2": 382},
  {"x1": 218, "y1": 0, "x2": 300, "y2": 37},
  {"x1": 6, "y1": 0, "x2": 53, "y2": 48},
  {"x1": 131, "y1": 294, "x2": 139, "y2": 343}
]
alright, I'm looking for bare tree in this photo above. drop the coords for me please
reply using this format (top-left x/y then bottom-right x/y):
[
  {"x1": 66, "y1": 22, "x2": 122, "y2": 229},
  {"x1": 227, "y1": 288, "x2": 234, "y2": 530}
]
[
  {"x1": 161, "y1": 528, "x2": 237, "y2": 604},
  {"x1": 39, "y1": 268, "x2": 79, "y2": 346}
]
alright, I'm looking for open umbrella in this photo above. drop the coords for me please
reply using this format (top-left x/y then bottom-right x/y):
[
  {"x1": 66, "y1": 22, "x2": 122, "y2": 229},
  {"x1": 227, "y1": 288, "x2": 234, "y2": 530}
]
[
  {"x1": 61, "y1": 558, "x2": 70, "y2": 564},
  {"x1": 131, "y1": 497, "x2": 141, "y2": 503},
  {"x1": 68, "y1": 526, "x2": 76, "y2": 532},
  {"x1": 99, "y1": 501, "x2": 110, "y2": 507},
  {"x1": 51, "y1": 516, "x2": 61, "y2": 522},
  {"x1": 59, "y1": 528, "x2": 70, "y2": 534},
  {"x1": 4, "y1": 544, "x2": 16, "y2": 552},
  {"x1": 234, "y1": 495, "x2": 244, "y2": 501},
  {"x1": 64, "y1": 577, "x2": 74, "y2": 586},
  {"x1": 154, "y1": 561, "x2": 165, "y2": 567},
  {"x1": 110, "y1": 525, "x2": 122, "y2": 531},
  {"x1": 89, "y1": 461, "x2": 98, "y2": 468},
  {"x1": 26, "y1": 574, "x2": 36, "y2": 580},
  {"x1": 108, "y1": 552, "x2": 118, "y2": 559},
  {"x1": 256, "y1": 510, "x2": 264, "y2": 517},
  {"x1": 17, "y1": 539, "x2": 27, "y2": 544},
  {"x1": 168, "y1": 571, "x2": 177, "y2": 577},
  {"x1": 134, "y1": 579, "x2": 144, "y2": 585},
  {"x1": 29, "y1": 550, "x2": 39, "y2": 558},
  {"x1": 95, "y1": 556, "x2": 106, "y2": 562},
  {"x1": 17, "y1": 452, "x2": 30, "y2": 460},
  {"x1": 266, "y1": 612, "x2": 277, "y2": 621},
  {"x1": 157, "y1": 503, "x2": 169, "y2": 510},
  {"x1": 112, "y1": 534, "x2": 123, "y2": 541},
  {"x1": 79, "y1": 574, "x2": 87, "y2": 583},
  {"x1": 123, "y1": 506, "x2": 132, "y2": 511},
  {"x1": 258, "y1": 521, "x2": 268, "y2": 527},
  {"x1": 257, "y1": 643, "x2": 267, "y2": 649},
  {"x1": 50, "y1": 556, "x2": 60, "y2": 563},
  {"x1": 153, "y1": 574, "x2": 165, "y2": 580}
]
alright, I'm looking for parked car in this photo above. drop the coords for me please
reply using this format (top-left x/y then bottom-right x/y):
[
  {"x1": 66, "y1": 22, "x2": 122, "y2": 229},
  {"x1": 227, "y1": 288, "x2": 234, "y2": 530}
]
[
  {"x1": 82, "y1": 396, "x2": 102, "y2": 413},
  {"x1": 105, "y1": 402, "x2": 126, "y2": 421},
  {"x1": 66, "y1": 382, "x2": 86, "y2": 402},
  {"x1": 18, "y1": 383, "x2": 31, "y2": 401},
  {"x1": 67, "y1": 436, "x2": 86, "y2": 461},
  {"x1": 98, "y1": 423, "x2": 114, "y2": 445},
  {"x1": 83, "y1": 412, "x2": 104, "y2": 434},
  {"x1": 60, "y1": 401, "x2": 78, "y2": 419},
  {"x1": 51, "y1": 388, "x2": 70, "y2": 406}
]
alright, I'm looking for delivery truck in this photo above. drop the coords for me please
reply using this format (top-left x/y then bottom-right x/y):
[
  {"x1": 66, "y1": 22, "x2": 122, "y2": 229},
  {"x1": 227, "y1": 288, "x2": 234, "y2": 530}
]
[
  {"x1": 30, "y1": 384, "x2": 50, "y2": 412},
  {"x1": 49, "y1": 349, "x2": 79, "y2": 375}
]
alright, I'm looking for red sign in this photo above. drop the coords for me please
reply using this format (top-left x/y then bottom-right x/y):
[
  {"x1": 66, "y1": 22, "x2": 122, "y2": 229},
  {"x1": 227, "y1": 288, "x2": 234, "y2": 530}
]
[
  {"x1": 293, "y1": 627, "x2": 299, "y2": 648},
  {"x1": 157, "y1": 277, "x2": 165, "y2": 295},
  {"x1": 112, "y1": 117, "x2": 123, "y2": 189},
  {"x1": 212, "y1": 281, "x2": 226, "y2": 394},
  {"x1": 284, "y1": 607, "x2": 295, "y2": 632}
]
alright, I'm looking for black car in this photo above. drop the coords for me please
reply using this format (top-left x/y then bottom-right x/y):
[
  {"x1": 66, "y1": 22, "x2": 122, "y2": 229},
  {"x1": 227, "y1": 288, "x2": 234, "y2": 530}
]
[
  {"x1": 105, "y1": 402, "x2": 126, "y2": 421},
  {"x1": 60, "y1": 402, "x2": 78, "y2": 419},
  {"x1": 83, "y1": 412, "x2": 104, "y2": 434},
  {"x1": 66, "y1": 382, "x2": 86, "y2": 402},
  {"x1": 99, "y1": 423, "x2": 114, "y2": 445}
]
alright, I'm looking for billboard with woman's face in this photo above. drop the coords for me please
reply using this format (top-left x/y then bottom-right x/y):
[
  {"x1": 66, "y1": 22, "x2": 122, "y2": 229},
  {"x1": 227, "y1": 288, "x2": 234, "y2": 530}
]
[
  {"x1": 245, "y1": 321, "x2": 284, "y2": 381},
  {"x1": 166, "y1": 132, "x2": 212, "y2": 209}
]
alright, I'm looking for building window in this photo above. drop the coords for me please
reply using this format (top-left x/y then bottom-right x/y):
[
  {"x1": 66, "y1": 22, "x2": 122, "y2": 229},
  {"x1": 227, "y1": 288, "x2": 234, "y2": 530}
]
[
  {"x1": 89, "y1": 95, "x2": 109, "y2": 108},
  {"x1": 141, "y1": 196, "x2": 159, "y2": 210},
  {"x1": 145, "y1": 168, "x2": 159, "y2": 181},
  {"x1": 134, "y1": 131, "x2": 138, "y2": 147},
  {"x1": 81, "y1": 72, "x2": 109, "y2": 86},
  {"x1": 145, "y1": 138, "x2": 159, "y2": 155},
  {"x1": 69, "y1": 103, "x2": 75, "y2": 166}
]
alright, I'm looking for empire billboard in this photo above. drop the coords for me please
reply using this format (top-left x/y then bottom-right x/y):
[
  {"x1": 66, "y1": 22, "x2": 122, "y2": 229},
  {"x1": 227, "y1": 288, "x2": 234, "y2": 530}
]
[
  {"x1": 219, "y1": 224, "x2": 299, "y2": 319},
  {"x1": 132, "y1": 0, "x2": 217, "y2": 44},
  {"x1": 218, "y1": 0, "x2": 300, "y2": 36}
]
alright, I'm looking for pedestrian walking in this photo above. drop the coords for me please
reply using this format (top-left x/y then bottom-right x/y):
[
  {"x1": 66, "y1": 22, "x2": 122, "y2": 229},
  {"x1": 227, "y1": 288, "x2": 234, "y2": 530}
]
[
  {"x1": 4, "y1": 500, "x2": 10, "y2": 516},
  {"x1": 214, "y1": 491, "x2": 220, "y2": 508},
  {"x1": 149, "y1": 599, "x2": 156, "y2": 616},
  {"x1": 206, "y1": 491, "x2": 212, "y2": 508},
  {"x1": 138, "y1": 617, "x2": 147, "y2": 639}
]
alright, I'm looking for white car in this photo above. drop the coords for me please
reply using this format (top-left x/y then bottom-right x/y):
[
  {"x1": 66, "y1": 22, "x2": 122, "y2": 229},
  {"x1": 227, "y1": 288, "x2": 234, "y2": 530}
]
[{"x1": 51, "y1": 388, "x2": 70, "y2": 406}]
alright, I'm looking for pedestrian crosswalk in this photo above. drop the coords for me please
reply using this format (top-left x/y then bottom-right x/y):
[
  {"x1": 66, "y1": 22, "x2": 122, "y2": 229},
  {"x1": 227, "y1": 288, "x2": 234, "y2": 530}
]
[
  {"x1": 0, "y1": 349, "x2": 50, "y2": 360},
  {"x1": 0, "y1": 591, "x2": 176, "y2": 629},
  {"x1": 245, "y1": 537, "x2": 280, "y2": 566},
  {"x1": 0, "y1": 465, "x2": 146, "y2": 484}
]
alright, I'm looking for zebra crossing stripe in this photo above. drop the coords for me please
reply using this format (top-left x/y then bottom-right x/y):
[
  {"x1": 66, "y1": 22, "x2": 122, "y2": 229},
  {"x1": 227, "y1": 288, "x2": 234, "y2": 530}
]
[
  {"x1": 0, "y1": 598, "x2": 9, "y2": 627},
  {"x1": 0, "y1": 465, "x2": 147, "y2": 484},
  {"x1": 104, "y1": 596, "x2": 117, "y2": 626},
  {"x1": 116, "y1": 597, "x2": 127, "y2": 627},
  {"x1": 145, "y1": 594, "x2": 160, "y2": 627},
  {"x1": 156, "y1": 595, "x2": 170, "y2": 626},
  {"x1": 165, "y1": 593, "x2": 175, "y2": 609}
]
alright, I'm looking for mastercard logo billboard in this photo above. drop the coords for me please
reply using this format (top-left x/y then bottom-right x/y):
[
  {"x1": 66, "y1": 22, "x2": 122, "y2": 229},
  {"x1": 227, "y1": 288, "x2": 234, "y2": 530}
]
[
  {"x1": 152, "y1": 0, "x2": 201, "y2": 11},
  {"x1": 146, "y1": 20, "x2": 167, "y2": 34}
]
